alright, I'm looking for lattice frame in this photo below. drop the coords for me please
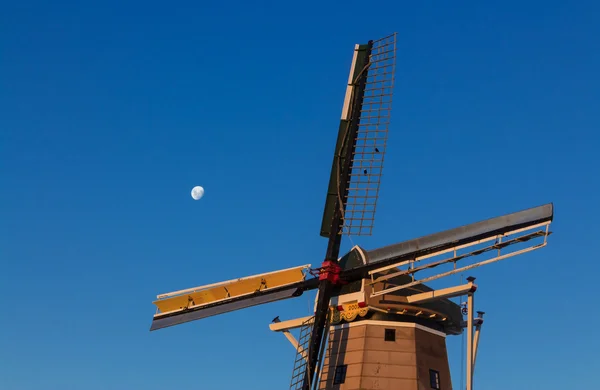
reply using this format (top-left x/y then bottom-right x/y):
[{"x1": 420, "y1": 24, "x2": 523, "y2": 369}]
[{"x1": 342, "y1": 33, "x2": 397, "y2": 236}]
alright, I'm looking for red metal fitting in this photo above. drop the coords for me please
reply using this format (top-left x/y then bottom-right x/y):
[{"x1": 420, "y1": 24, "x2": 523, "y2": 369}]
[{"x1": 319, "y1": 261, "x2": 343, "y2": 285}]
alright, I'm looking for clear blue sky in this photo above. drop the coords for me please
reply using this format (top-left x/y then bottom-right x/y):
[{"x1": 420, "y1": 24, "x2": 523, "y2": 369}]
[{"x1": 1, "y1": 1, "x2": 599, "y2": 389}]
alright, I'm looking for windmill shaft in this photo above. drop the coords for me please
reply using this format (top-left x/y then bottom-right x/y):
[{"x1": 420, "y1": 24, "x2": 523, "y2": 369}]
[
  {"x1": 303, "y1": 41, "x2": 373, "y2": 390},
  {"x1": 303, "y1": 281, "x2": 334, "y2": 389}
]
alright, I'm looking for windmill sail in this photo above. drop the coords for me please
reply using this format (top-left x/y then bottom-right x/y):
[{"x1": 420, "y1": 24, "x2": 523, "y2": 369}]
[
  {"x1": 347, "y1": 203, "x2": 553, "y2": 278},
  {"x1": 150, "y1": 265, "x2": 317, "y2": 331},
  {"x1": 343, "y1": 33, "x2": 396, "y2": 236},
  {"x1": 320, "y1": 33, "x2": 397, "y2": 237},
  {"x1": 306, "y1": 33, "x2": 398, "y2": 390}
]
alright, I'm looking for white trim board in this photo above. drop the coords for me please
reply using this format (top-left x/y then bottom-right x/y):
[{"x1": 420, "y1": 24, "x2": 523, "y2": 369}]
[
  {"x1": 329, "y1": 320, "x2": 447, "y2": 338},
  {"x1": 329, "y1": 291, "x2": 365, "y2": 306}
]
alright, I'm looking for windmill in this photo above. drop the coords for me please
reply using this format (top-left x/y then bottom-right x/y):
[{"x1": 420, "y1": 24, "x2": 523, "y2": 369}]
[{"x1": 148, "y1": 33, "x2": 554, "y2": 390}]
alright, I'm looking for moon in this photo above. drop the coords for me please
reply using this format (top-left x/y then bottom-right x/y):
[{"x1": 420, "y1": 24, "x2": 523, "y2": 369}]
[{"x1": 191, "y1": 186, "x2": 205, "y2": 200}]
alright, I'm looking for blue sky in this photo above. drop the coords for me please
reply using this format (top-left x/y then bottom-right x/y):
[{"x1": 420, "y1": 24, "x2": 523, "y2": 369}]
[{"x1": 1, "y1": 1, "x2": 599, "y2": 389}]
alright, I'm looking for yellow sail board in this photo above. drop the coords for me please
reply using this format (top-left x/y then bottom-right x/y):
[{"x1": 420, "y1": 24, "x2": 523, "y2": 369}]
[{"x1": 153, "y1": 264, "x2": 310, "y2": 315}]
